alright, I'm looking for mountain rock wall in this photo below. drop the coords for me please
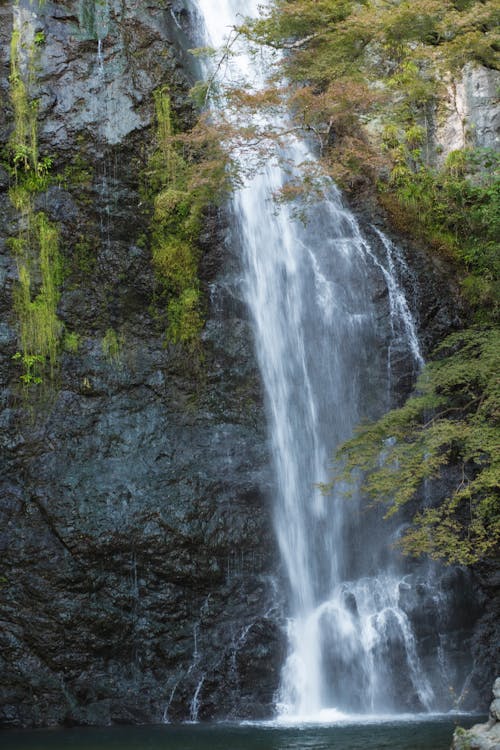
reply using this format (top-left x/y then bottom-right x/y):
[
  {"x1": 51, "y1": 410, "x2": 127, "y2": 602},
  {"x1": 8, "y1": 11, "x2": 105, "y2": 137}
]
[{"x1": 0, "y1": 0, "x2": 284, "y2": 728}]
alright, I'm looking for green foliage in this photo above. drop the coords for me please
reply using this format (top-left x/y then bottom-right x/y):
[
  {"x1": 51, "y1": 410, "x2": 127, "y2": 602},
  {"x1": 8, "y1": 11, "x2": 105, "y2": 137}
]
[
  {"x1": 241, "y1": 0, "x2": 498, "y2": 189},
  {"x1": 101, "y1": 328, "x2": 123, "y2": 363},
  {"x1": 146, "y1": 88, "x2": 230, "y2": 349},
  {"x1": 64, "y1": 331, "x2": 80, "y2": 353},
  {"x1": 247, "y1": 0, "x2": 499, "y2": 81},
  {"x1": 9, "y1": 28, "x2": 38, "y2": 176},
  {"x1": 12, "y1": 352, "x2": 43, "y2": 385},
  {"x1": 381, "y1": 147, "x2": 499, "y2": 321},
  {"x1": 8, "y1": 11, "x2": 64, "y2": 386},
  {"x1": 331, "y1": 328, "x2": 500, "y2": 565},
  {"x1": 13, "y1": 214, "x2": 63, "y2": 384}
]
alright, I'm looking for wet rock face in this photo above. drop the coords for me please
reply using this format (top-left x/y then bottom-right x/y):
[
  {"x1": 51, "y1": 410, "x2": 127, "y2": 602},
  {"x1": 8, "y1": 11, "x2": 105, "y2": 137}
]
[
  {"x1": 353, "y1": 215, "x2": 465, "y2": 404},
  {"x1": 0, "y1": 0, "x2": 284, "y2": 729},
  {"x1": 465, "y1": 563, "x2": 500, "y2": 712}
]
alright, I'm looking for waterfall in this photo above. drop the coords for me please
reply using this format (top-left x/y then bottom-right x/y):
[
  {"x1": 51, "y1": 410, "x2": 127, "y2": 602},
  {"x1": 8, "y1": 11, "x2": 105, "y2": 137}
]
[{"x1": 191, "y1": 0, "x2": 467, "y2": 720}]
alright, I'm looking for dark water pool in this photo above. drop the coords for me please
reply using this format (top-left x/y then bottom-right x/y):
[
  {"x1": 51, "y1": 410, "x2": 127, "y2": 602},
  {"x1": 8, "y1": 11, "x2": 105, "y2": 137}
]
[{"x1": 0, "y1": 717, "x2": 480, "y2": 750}]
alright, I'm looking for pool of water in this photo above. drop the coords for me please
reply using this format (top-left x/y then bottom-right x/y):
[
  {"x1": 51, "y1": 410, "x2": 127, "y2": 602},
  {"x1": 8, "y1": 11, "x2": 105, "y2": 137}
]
[{"x1": 0, "y1": 716, "x2": 480, "y2": 750}]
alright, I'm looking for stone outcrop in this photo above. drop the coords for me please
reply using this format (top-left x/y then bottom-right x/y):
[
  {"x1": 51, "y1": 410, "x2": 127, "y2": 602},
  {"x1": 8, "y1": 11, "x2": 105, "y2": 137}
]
[
  {"x1": 453, "y1": 678, "x2": 500, "y2": 750},
  {"x1": 436, "y1": 63, "x2": 500, "y2": 163}
]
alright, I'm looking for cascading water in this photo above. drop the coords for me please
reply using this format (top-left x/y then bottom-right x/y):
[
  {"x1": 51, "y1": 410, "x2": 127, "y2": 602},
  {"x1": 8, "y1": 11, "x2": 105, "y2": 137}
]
[{"x1": 191, "y1": 0, "x2": 472, "y2": 720}]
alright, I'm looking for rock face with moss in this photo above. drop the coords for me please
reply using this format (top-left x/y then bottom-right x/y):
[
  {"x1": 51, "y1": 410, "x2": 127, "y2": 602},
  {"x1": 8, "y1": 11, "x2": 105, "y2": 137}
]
[{"x1": 0, "y1": 0, "x2": 284, "y2": 727}]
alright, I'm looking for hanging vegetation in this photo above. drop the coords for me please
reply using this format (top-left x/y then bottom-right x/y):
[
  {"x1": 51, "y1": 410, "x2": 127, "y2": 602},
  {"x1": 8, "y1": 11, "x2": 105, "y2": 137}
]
[
  {"x1": 7, "y1": 7, "x2": 63, "y2": 387},
  {"x1": 146, "y1": 88, "x2": 231, "y2": 349}
]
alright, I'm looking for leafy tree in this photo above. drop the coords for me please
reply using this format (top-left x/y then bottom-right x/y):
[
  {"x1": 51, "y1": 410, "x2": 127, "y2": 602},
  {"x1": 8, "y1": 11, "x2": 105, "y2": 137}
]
[{"x1": 330, "y1": 328, "x2": 499, "y2": 565}]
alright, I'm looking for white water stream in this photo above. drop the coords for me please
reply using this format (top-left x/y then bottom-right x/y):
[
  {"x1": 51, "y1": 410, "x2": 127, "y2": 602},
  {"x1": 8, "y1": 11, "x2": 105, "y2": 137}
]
[{"x1": 191, "y1": 0, "x2": 465, "y2": 720}]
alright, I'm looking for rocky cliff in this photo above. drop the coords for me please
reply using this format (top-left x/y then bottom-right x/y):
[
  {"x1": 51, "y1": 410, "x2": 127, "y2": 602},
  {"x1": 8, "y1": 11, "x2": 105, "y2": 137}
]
[{"x1": 0, "y1": 0, "x2": 285, "y2": 727}]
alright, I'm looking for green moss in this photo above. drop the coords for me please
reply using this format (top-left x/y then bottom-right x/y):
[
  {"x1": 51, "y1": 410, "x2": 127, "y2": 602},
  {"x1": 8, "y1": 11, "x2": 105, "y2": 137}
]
[
  {"x1": 153, "y1": 88, "x2": 179, "y2": 182},
  {"x1": 72, "y1": 234, "x2": 97, "y2": 275},
  {"x1": 152, "y1": 236, "x2": 198, "y2": 294},
  {"x1": 61, "y1": 153, "x2": 93, "y2": 188},
  {"x1": 101, "y1": 327, "x2": 123, "y2": 363},
  {"x1": 64, "y1": 331, "x2": 80, "y2": 353},
  {"x1": 146, "y1": 89, "x2": 216, "y2": 349},
  {"x1": 167, "y1": 288, "x2": 204, "y2": 346},
  {"x1": 13, "y1": 214, "x2": 63, "y2": 383}
]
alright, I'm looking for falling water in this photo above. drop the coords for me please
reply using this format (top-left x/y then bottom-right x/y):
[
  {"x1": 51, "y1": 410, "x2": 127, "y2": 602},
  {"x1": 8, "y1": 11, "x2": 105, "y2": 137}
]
[
  {"x1": 94, "y1": 0, "x2": 109, "y2": 73},
  {"x1": 191, "y1": 0, "x2": 469, "y2": 720}
]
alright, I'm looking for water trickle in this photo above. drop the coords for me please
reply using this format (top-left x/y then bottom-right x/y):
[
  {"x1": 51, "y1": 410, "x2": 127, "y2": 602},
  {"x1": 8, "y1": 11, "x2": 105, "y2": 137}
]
[
  {"x1": 190, "y1": 675, "x2": 205, "y2": 722},
  {"x1": 163, "y1": 680, "x2": 180, "y2": 724},
  {"x1": 192, "y1": 0, "x2": 471, "y2": 720},
  {"x1": 97, "y1": 36, "x2": 104, "y2": 74},
  {"x1": 373, "y1": 228, "x2": 424, "y2": 371},
  {"x1": 193, "y1": 623, "x2": 200, "y2": 663},
  {"x1": 94, "y1": 0, "x2": 109, "y2": 73}
]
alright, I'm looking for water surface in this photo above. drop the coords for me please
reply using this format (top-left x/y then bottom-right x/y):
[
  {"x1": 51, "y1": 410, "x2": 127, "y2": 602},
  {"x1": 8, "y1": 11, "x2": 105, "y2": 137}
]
[{"x1": 1, "y1": 716, "x2": 479, "y2": 750}]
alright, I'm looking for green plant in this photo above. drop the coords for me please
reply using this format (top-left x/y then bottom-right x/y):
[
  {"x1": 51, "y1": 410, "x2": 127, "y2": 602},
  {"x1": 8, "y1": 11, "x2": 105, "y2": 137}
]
[
  {"x1": 13, "y1": 213, "x2": 62, "y2": 382},
  {"x1": 101, "y1": 328, "x2": 123, "y2": 363},
  {"x1": 12, "y1": 352, "x2": 44, "y2": 385},
  {"x1": 8, "y1": 11, "x2": 64, "y2": 387},
  {"x1": 329, "y1": 327, "x2": 500, "y2": 565},
  {"x1": 64, "y1": 331, "x2": 80, "y2": 353},
  {"x1": 146, "y1": 88, "x2": 230, "y2": 348},
  {"x1": 380, "y1": 147, "x2": 499, "y2": 321}
]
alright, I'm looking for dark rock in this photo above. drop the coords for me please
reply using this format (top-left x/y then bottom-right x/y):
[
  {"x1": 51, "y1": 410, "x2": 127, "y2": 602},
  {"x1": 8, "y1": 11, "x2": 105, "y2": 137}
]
[{"x1": 0, "y1": 0, "x2": 284, "y2": 729}]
